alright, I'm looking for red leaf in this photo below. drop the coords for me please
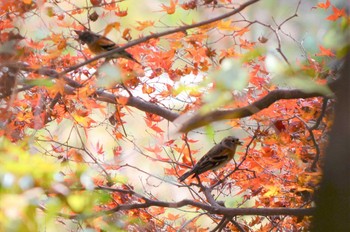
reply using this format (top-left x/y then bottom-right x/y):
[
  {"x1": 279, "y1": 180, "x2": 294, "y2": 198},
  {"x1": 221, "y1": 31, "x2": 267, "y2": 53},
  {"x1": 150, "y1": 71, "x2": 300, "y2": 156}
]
[
  {"x1": 326, "y1": 6, "x2": 346, "y2": 21},
  {"x1": 316, "y1": 0, "x2": 330, "y2": 9},
  {"x1": 316, "y1": 46, "x2": 335, "y2": 57},
  {"x1": 160, "y1": 0, "x2": 178, "y2": 14}
]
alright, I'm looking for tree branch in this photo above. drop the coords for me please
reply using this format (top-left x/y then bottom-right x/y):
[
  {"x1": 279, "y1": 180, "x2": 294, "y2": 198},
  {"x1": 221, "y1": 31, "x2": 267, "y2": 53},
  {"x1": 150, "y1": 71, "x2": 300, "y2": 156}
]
[
  {"x1": 99, "y1": 199, "x2": 313, "y2": 218},
  {"x1": 178, "y1": 80, "x2": 339, "y2": 133},
  {"x1": 94, "y1": 89, "x2": 179, "y2": 121}
]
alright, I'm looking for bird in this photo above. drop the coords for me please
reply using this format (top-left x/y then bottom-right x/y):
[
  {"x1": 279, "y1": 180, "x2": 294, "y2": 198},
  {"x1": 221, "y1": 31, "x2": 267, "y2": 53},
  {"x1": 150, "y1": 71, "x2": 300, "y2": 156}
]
[
  {"x1": 74, "y1": 30, "x2": 141, "y2": 64},
  {"x1": 178, "y1": 136, "x2": 242, "y2": 182}
]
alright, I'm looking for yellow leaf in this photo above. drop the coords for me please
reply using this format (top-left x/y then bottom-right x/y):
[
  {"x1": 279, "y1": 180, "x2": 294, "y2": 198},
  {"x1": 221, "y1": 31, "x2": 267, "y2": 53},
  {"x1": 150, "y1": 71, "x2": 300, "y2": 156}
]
[
  {"x1": 104, "y1": 22, "x2": 121, "y2": 36},
  {"x1": 217, "y1": 20, "x2": 240, "y2": 31},
  {"x1": 72, "y1": 113, "x2": 95, "y2": 127},
  {"x1": 263, "y1": 185, "x2": 279, "y2": 197}
]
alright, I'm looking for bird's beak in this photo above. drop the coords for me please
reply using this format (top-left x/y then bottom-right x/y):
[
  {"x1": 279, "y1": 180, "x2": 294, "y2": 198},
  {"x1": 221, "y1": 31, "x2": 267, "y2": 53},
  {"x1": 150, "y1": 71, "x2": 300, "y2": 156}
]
[
  {"x1": 237, "y1": 140, "x2": 243, "y2": 145},
  {"x1": 74, "y1": 30, "x2": 85, "y2": 44},
  {"x1": 74, "y1": 30, "x2": 82, "y2": 35}
]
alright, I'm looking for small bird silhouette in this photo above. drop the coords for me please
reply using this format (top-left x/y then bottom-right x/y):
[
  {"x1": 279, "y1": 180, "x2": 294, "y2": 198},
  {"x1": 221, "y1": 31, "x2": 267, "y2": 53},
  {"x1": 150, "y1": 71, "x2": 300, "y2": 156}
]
[
  {"x1": 179, "y1": 136, "x2": 242, "y2": 182},
  {"x1": 74, "y1": 30, "x2": 140, "y2": 64}
]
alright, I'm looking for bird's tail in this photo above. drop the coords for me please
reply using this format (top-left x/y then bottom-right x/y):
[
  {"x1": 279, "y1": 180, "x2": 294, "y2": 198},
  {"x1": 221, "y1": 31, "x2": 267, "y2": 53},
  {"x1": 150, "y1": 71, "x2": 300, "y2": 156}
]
[
  {"x1": 122, "y1": 52, "x2": 141, "y2": 65},
  {"x1": 128, "y1": 55, "x2": 141, "y2": 65},
  {"x1": 178, "y1": 170, "x2": 194, "y2": 182}
]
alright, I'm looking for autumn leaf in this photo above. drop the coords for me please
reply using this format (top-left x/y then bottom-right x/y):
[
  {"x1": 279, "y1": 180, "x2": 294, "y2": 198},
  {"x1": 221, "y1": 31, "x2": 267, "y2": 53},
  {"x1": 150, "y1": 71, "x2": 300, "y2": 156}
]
[
  {"x1": 316, "y1": 45, "x2": 335, "y2": 57},
  {"x1": 135, "y1": 21, "x2": 155, "y2": 31},
  {"x1": 142, "y1": 83, "x2": 155, "y2": 94},
  {"x1": 104, "y1": 22, "x2": 121, "y2": 35},
  {"x1": 72, "y1": 113, "x2": 96, "y2": 127},
  {"x1": 95, "y1": 141, "x2": 104, "y2": 155},
  {"x1": 263, "y1": 185, "x2": 279, "y2": 197},
  {"x1": 217, "y1": 20, "x2": 240, "y2": 31},
  {"x1": 316, "y1": 0, "x2": 330, "y2": 9},
  {"x1": 144, "y1": 144, "x2": 162, "y2": 154},
  {"x1": 117, "y1": 96, "x2": 129, "y2": 105},
  {"x1": 326, "y1": 6, "x2": 346, "y2": 21},
  {"x1": 114, "y1": 5, "x2": 128, "y2": 17},
  {"x1": 160, "y1": 0, "x2": 178, "y2": 14},
  {"x1": 167, "y1": 213, "x2": 180, "y2": 221}
]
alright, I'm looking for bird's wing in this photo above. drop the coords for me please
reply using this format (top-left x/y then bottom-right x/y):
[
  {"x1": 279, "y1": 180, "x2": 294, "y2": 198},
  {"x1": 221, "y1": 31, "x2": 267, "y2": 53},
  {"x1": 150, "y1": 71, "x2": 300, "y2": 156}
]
[
  {"x1": 98, "y1": 36, "x2": 118, "y2": 51},
  {"x1": 192, "y1": 145, "x2": 228, "y2": 173}
]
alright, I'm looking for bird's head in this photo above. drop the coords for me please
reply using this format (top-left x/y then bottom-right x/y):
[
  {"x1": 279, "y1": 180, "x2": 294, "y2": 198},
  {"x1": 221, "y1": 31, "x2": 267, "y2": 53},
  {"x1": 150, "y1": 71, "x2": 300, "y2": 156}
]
[
  {"x1": 74, "y1": 30, "x2": 98, "y2": 44},
  {"x1": 221, "y1": 136, "x2": 242, "y2": 148}
]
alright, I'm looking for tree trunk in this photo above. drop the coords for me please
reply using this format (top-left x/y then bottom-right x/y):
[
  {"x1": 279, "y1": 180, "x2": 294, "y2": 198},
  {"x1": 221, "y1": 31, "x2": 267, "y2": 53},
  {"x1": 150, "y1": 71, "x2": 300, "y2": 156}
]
[{"x1": 312, "y1": 52, "x2": 350, "y2": 231}]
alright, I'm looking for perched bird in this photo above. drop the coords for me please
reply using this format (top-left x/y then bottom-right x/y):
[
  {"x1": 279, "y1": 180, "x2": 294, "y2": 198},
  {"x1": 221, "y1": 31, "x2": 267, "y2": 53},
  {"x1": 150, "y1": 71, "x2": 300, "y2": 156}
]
[
  {"x1": 74, "y1": 30, "x2": 140, "y2": 64},
  {"x1": 178, "y1": 136, "x2": 242, "y2": 182}
]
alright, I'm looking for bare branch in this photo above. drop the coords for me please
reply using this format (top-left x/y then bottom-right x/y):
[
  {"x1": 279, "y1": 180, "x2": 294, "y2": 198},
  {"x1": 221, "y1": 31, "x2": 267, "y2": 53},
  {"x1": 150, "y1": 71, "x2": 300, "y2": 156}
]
[
  {"x1": 92, "y1": 199, "x2": 313, "y2": 219},
  {"x1": 179, "y1": 80, "x2": 339, "y2": 133},
  {"x1": 94, "y1": 90, "x2": 179, "y2": 121}
]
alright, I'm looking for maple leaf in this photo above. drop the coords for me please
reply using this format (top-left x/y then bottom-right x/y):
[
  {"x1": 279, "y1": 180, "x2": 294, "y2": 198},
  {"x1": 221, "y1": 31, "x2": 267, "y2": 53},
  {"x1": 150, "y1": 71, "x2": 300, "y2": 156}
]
[
  {"x1": 316, "y1": 45, "x2": 335, "y2": 57},
  {"x1": 167, "y1": 213, "x2": 180, "y2": 220},
  {"x1": 326, "y1": 6, "x2": 346, "y2": 21},
  {"x1": 316, "y1": 0, "x2": 330, "y2": 9},
  {"x1": 72, "y1": 113, "x2": 96, "y2": 127},
  {"x1": 160, "y1": 0, "x2": 178, "y2": 14},
  {"x1": 104, "y1": 22, "x2": 121, "y2": 36},
  {"x1": 95, "y1": 141, "x2": 104, "y2": 155},
  {"x1": 114, "y1": 5, "x2": 128, "y2": 17},
  {"x1": 144, "y1": 144, "x2": 162, "y2": 153},
  {"x1": 217, "y1": 20, "x2": 240, "y2": 31},
  {"x1": 49, "y1": 78, "x2": 66, "y2": 95},
  {"x1": 113, "y1": 146, "x2": 123, "y2": 157},
  {"x1": 263, "y1": 185, "x2": 280, "y2": 197},
  {"x1": 180, "y1": 1, "x2": 197, "y2": 10},
  {"x1": 117, "y1": 96, "x2": 129, "y2": 105},
  {"x1": 142, "y1": 83, "x2": 155, "y2": 94},
  {"x1": 135, "y1": 20, "x2": 155, "y2": 31}
]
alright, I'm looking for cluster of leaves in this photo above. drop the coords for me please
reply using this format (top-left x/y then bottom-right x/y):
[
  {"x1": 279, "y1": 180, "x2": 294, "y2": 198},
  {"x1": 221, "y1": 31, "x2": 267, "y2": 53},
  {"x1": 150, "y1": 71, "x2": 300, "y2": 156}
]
[{"x1": 0, "y1": 0, "x2": 349, "y2": 231}]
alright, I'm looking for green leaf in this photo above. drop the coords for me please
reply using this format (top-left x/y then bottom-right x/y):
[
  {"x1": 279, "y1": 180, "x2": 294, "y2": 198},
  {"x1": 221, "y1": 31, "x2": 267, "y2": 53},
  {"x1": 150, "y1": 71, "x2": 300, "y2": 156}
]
[
  {"x1": 204, "y1": 125, "x2": 215, "y2": 140},
  {"x1": 24, "y1": 78, "x2": 54, "y2": 87}
]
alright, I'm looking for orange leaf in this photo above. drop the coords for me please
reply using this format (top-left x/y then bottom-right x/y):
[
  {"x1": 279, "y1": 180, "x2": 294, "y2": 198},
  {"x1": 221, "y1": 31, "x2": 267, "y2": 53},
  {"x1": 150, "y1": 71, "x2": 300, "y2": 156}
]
[
  {"x1": 326, "y1": 6, "x2": 346, "y2": 21},
  {"x1": 160, "y1": 0, "x2": 178, "y2": 14},
  {"x1": 316, "y1": 0, "x2": 330, "y2": 9},
  {"x1": 142, "y1": 83, "x2": 155, "y2": 94},
  {"x1": 144, "y1": 145, "x2": 162, "y2": 153},
  {"x1": 52, "y1": 78, "x2": 66, "y2": 95},
  {"x1": 72, "y1": 113, "x2": 96, "y2": 127},
  {"x1": 122, "y1": 28, "x2": 132, "y2": 41},
  {"x1": 117, "y1": 96, "x2": 129, "y2": 105},
  {"x1": 114, "y1": 5, "x2": 128, "y2": 17},
  {"x1": 104, "y1": 22, "x2": 121, "y2": 36},
  {"x1": 316, "y1": 45, "x2": 335, "y2": 57},
  {"x1": 135, "y1": 20, "x2": 155, "y2": 31},
  {"x1": 217, "y1": 20, "x2": 240, "y2": 31},
  {"x1": 167, "y1": 213, "x2": 180, "y2": 220}
]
